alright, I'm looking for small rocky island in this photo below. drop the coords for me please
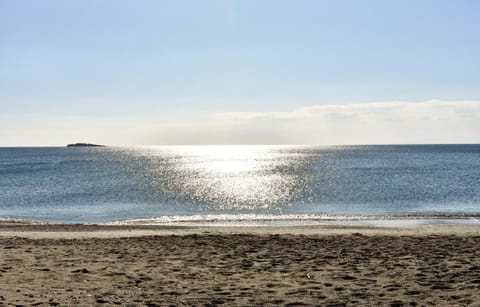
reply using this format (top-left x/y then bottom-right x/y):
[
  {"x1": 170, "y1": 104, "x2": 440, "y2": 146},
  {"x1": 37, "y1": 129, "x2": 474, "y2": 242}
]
[{"x1": 66, "y1": 143, "x2": 105, "y2": 147}]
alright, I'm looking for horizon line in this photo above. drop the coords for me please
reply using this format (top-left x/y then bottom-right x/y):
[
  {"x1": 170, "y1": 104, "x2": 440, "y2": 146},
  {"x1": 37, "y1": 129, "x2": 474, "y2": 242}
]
[{"x1": 1, "y1": 142, "x2": 480, "y2": 148}]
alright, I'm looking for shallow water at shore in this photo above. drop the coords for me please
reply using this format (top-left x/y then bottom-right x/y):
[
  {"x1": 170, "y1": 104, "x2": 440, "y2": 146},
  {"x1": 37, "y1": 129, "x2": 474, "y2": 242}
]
[{"x1": 2, "y1": 215, "x2": 480, "y2": 228}]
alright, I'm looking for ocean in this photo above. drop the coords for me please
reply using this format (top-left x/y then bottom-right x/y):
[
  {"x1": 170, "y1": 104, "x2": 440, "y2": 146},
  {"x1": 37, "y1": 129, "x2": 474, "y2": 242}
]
[{"x1": 1, "y1": 145, "x2": 480, "y2": 225}]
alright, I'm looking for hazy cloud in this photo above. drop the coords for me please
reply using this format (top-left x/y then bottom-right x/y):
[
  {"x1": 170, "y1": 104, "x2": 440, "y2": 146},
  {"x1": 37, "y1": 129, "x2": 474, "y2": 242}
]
[
  {"x1": 1, "y1": 100, "x2": 479, "y2": 146},
  {"x1": 139, "y1": 100, "x2": 480, "y2": 145}
]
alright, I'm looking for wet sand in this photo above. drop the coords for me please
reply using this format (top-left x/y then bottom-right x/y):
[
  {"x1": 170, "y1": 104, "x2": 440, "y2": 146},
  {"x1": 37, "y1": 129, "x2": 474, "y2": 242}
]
[{"x1": 1, "y1": 224, "x2": 480, "y2": 306}]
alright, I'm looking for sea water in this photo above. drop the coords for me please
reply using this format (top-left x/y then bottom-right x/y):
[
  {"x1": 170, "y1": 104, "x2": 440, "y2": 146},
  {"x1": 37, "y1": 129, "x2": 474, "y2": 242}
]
[{"x1": 1, "y1": 145, "x2": 480, "y2": 224}]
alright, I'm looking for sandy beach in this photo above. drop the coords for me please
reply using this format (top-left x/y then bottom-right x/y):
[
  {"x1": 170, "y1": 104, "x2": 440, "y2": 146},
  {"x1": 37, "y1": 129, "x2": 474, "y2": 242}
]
[{"x1": 1, "y1": 224, "x2": 480, "y2": 306}]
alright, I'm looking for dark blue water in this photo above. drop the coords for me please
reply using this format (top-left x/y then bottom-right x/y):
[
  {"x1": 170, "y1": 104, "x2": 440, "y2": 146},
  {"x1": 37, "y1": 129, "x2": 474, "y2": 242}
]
[{"x1": 1, "y1": 145, "x2": 479, "y2": 223}]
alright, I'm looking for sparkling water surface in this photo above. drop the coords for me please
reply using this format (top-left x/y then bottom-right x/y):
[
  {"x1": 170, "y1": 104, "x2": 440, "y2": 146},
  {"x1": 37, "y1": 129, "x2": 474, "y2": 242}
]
[{"x1": 1, "y1": 145, "x2": 480, "y2": 224}]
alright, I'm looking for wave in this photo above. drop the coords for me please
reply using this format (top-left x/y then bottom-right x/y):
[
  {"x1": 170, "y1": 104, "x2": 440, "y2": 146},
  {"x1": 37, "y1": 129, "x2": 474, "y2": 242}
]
[
  {"x1": 0, "y1": 217, "x2": 49, "y2": 225},
  {"x1": 106, "y1": 213, "x2": 480, "y2": 226},
  {"x1": 2, "y1": 213, "x2": 479, "y2": 226}
]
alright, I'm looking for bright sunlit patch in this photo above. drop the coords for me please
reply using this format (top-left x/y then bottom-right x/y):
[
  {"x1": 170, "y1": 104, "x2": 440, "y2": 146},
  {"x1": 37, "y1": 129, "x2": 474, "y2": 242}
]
[
  {"x1": 160, "y1": 145, "x2": 279, "y2": 174},
  {"x1": 139, "y1": 145, "x2": 308, "y2": 210}
]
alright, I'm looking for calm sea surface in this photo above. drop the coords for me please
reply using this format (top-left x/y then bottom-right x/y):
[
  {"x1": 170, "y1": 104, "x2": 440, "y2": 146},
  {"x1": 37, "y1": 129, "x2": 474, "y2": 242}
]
[{"x1": 1, "y1": 145, "x2": 480, "y2": 224}]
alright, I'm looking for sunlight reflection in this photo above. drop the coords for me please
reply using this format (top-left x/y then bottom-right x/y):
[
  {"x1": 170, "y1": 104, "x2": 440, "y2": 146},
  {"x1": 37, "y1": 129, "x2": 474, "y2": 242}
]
[{"x1": 140, "y1": 145, "x2": 310, "y2": 211}]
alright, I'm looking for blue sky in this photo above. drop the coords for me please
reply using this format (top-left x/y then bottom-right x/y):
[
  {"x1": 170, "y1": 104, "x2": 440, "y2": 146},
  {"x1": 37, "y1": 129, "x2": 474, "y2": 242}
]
[{"x1": 1, "y1": 0, "x2": 479, "y2": 145}]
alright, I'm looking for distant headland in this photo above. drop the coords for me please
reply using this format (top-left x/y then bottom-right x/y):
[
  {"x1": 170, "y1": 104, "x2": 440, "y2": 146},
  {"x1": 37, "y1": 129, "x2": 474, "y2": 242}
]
[{"x1": 66, "y1": 143, "x2": 105, "y2": 147}]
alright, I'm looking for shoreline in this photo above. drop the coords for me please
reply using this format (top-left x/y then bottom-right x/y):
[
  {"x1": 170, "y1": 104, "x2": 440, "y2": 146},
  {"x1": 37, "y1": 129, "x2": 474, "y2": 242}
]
[
  {"x1": 2, "y1": 213, "x2": 480, "y2": 227},
  {"x1": 0, "y1": 223, "x2": 479, "y2": 239}
]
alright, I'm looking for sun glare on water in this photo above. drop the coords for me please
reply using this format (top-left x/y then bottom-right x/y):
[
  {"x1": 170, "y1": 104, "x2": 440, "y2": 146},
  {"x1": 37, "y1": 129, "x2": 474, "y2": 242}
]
[{"x1": 139, "y1": 146, "x2": 310, "y2": 211}]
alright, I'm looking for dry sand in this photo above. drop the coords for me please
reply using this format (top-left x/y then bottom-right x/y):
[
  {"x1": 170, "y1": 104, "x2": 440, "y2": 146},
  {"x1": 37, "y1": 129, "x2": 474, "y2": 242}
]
[{"x1": 1, "y1": 224, "x2": 480, "y2": 306}]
